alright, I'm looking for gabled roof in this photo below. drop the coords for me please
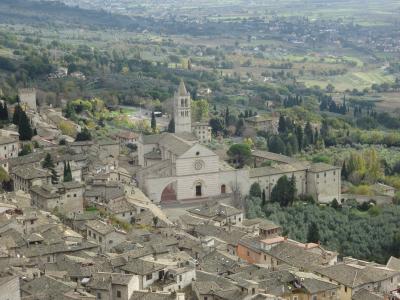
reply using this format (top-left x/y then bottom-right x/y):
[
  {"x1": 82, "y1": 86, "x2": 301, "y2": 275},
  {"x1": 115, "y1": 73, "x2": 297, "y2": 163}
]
[
  {"x1": 85, "y1": 220, "x2": 115, "y2": 235},
  {"x1": 387, "y1": 256, "x2": 400, "y2": 271},
  {"x1": 159, "y1": 133, "x2": 192, "y2": 156},
  {"x1": 316, "y1": 263, "x2": 399, "y2": 288},
  {"x1": 352, "y1": 288, "x2": 384, "y2": 300},
  {"x1": 267, "y1": 241, "x2": 336, "y2": 271},
  {"x1": 120, "y1": 258, "x2": 166, "y2": 275}
]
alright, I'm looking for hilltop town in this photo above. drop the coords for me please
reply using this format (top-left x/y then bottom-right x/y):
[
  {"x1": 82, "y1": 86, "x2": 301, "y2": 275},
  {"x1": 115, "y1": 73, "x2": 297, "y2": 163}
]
[
  {"x1": 0, "y1": 0, "x2": 400, "y2": 299},
  {"x1": 0, "y1": 81, "x2": 398, "y2": 300}
]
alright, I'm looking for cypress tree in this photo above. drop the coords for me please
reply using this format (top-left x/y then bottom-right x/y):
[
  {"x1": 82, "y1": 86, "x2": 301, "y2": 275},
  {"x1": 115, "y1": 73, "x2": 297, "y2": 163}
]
[
  {"x1": 18, "y1": 110, "x2": 33, "y2": 141},
  {"x1": 304, "y1": 122, "x2": 314, "y2": 146},
  {"x1": 151, "y1": 112, "x2": 156, "y2": 132},
  {"x1": 167, "y1": 118, "x2": 175, "y2": 133},
  {"x1": 296, "y1": 125, "x2": 304, "y2": 151},
  {"x1": 307, "y1": 222, "x2": 320, "y2": 243},
  {"x1": 64, "y1": 161, "x2": 72, "y2": 182},
  {"x1": 2, "y1": 102, "x2": 8, "y2": 121},
  {"x1": 42, "y1": 153, "x2": 55, "y2": 169},
  {"x1": 278, "y1": 115, "x2": 286, "y2": 134},
  {"x1": 261, "y1": 189, "x2": 266, "y2": 206},
  {"x1": 13, "y1": 105, "x2": 21, "y2": 125}
]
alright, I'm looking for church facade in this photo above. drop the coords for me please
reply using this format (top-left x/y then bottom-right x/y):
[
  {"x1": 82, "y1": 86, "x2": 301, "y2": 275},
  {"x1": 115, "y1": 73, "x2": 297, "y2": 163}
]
[{"x1": 136, "y1": 81, "x2": 341, "y2": 204}]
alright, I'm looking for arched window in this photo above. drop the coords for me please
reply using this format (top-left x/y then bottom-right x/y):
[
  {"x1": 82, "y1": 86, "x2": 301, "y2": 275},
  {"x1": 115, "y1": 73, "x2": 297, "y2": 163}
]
[
  {"x1": 221, "y1": 184, "x2": 226, "y2": 194},
  {"x1": 196, "y1": 183, "x2": 202, "y2": 196},
  {"x1": 181, "y1": 99, "x2": 184, "y2": 107}
]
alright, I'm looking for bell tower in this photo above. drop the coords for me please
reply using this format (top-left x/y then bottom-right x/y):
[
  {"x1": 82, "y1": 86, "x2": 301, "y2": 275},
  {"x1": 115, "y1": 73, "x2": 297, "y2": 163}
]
[{"x1": 174, "y1": 80, "x2": 192, "y2": 133}]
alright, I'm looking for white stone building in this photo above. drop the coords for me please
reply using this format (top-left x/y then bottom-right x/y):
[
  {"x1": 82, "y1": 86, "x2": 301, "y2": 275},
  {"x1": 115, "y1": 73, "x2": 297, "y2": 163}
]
[
  {"x1": 136, "y1": 82, "x2": 341, "y2": 204},
  {"x1": 136, "y1": 132, "x2": 244, "y2": 203}
]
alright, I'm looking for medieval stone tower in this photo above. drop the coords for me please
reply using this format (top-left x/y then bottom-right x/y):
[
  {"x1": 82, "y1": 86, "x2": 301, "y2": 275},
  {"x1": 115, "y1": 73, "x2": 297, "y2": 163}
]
[{"x1": 174, "y1": 80, "x2": 192, "y2": 133}]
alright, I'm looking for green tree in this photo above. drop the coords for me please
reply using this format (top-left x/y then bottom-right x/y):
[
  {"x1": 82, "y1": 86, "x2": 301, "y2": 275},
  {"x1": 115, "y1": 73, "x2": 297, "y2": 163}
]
[
  {"x1": 18, "y1": 109, "x2": 33, "y2": 141},
  {"x1": 270, "y1": 175, "x2": 296, "y2": 207},
  {"x1": 268, "y1": 135, "x2": 286, "y2": 154},
  {"x1": 151, "y1": 111, "x2": 156, "y2": 132},
  {"x1": 209, "y1": 117, "x2": 224, "y2": 135},
  {"x1": 227, "y1": 143, "x2": 251, "y2": 168},
  {"x1": 296, "y1": 125, "x2": 304, "y2": 151},
  {"x1": 63, "y1": 161, "x2": 73, "y2": 182},
  {"x1": 42, "y1": 153, "x2": 55, "y2": 169},
  {"x1": 12, "y1": 104, "x2": 22, "y2": 125},
  {"x1": 304, "y1": 122, "x2": 314, "y2": 147},
  {"x1": 261, "y1": 189, "x2": 266, "y2": 206},
  {"x1": 249, "y1": 182, "x2": 262, "y2": 198},
  {"x1": 2, "y1": 102, "x2": 8, "y2": 121},
  {"x1": 76, "y1": 127, "x2": 91, "y2": 141},
  {"x1": 307, "y1": 222, "x2": 320, "y2": 243},
  {"x1": 278, "y1": 115, "x2": 286, "y2": 134},
  {"x1": 192, "y1": 99, "x2": 209, "y2": 122},
  {"x1": 18, "y1": 143, "x2": 33, "y2": 156},
  {"x1": 167, "y1": 118, "x2": 175, "y2": 133},
  {"x1": 152, "y1": 216, "x2": 159, "y2": 228}
]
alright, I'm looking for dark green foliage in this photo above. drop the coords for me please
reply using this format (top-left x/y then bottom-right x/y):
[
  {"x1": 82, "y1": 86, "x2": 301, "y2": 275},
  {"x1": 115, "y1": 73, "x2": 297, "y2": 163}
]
[
  {"x1": 63, "y1": 161, "x2": 72, "y2": 182},
  {"x1": 76, "y1": 127, "x2": 91, "y2": 141},
  {"x1": 270, "y1": 175, "x2": 296, "y2": 207},
  {"x1": 278, "y1": 115, "x2": 286, "y2": 134},
  {"x1": 304, "y1": 122, "x2": 314, "y2": 147},
  {"x1": 331, "y1": 199, "x2": 341, "y2": 210},
  {"x1": 18, "y1": 143, "x2": 32, "y2": 156},
  {"x1": 151, "y1": 111, "x2": 156, "y2": 132},
  {"x1": 262, "y1": 202, "x2": 400, "y2": 263},
  {"x1": 18, "y1": 109, "x2": 33, "y2": 141},
  {"x1": 42, "y1": 153, "x2": 55, "y2": 169},
  {"x1": 268, "y1": 135, "x2": 286, "y2": 154},
  {"x1": 12, "y1": 105, "x2": 21, "y2": 125},
  {"x1": 0, "y1": 102, "x2": 9, "y2": 121},
  {"x1": 209, "y1": 117, "x2": 224, "y2": 135},
  {"x1": 249, "y1": 182, "x2": 262, "y2": 198},
  {"x1": 167, "y1": 118, "x2": 175, "y2": 133},
  {"x1": 227, "y1": 143, "x2": 251, "y2": 168},
  {"x1": 262, "y1": 189, "x2": 266, "y2": 206},
  {"x1": 307, "y1": 222, "x2": 320, "y2": 243}
]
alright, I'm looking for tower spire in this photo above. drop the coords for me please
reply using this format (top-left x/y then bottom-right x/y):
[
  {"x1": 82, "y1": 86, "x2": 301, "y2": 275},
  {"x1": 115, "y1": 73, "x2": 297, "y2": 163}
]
[{"x1": 178, "y1": 79, "x2": 188, "y2": 96}]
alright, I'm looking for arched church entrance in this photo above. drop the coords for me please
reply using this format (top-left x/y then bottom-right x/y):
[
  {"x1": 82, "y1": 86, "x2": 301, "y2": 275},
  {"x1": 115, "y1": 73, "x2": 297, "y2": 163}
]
[{"x1": 161, "y1": 183, "x2": 177, "y2": 202}]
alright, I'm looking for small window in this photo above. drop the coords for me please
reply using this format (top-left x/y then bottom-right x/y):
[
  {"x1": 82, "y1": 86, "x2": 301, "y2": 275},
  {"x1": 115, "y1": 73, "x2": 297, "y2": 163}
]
[
  {"x1": 99, "y1": 236, "x2": 102, "y2": 243},
  {"x1": 179, "y1": 275, "x2": 182, "y2": 282},
  {"x1": 117, "y1": 290, "x2": 121, "y2": 298},
  {"x1": 345, "y1": 287, "x2": 348, "y2": 293},
  {"x1": 196, "y1": 151, "x2": 200, "y2": 156},
  {"x1": 97, "y1": 292, "x2": 102, "y2": 299},
  {"x1": 73, "y1": 194, "x2": 77, "y2": 197},
  {"x1": 247, "y1": 251, "x2": 250, "y2": 256},
  {"x1": 146, "y1": 274, "x2": 153, "y2": 281}
]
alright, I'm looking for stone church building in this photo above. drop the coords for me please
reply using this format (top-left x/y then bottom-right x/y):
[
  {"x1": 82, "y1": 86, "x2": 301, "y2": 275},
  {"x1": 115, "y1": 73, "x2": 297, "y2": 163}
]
[{"x1": 136, "y1": 81, "x2": 341, "y2": 204}]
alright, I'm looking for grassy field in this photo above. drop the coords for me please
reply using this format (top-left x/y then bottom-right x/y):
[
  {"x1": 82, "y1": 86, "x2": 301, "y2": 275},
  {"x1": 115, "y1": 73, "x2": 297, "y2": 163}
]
[{"x1": 302, "y1": 69, "x2": 395, "y2": 91}]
